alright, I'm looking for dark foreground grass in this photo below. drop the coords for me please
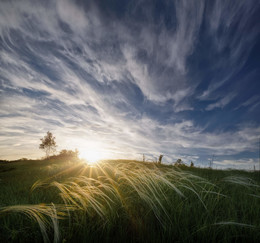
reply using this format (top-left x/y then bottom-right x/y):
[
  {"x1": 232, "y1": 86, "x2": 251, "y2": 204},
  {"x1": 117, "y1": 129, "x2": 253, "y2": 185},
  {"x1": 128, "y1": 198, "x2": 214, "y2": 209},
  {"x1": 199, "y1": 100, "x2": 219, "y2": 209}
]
[{"x1": 0, "y1": 159, "x2": 260, "y2": 242}]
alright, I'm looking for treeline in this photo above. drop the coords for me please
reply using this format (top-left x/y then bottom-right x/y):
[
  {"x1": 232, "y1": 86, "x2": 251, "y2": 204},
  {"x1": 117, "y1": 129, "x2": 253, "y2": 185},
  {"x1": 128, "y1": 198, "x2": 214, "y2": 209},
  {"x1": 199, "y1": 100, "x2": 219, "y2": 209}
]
[{"x1": 46, "y1": 149, "x2": 79, "y2": 160}]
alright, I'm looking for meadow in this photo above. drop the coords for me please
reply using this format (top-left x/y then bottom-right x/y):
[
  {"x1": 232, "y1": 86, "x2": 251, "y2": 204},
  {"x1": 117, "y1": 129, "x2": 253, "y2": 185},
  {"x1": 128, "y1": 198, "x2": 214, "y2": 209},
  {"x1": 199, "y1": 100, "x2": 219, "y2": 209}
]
[{"x1": 0, "y1": 158, "x2": 260, "y2": 242}]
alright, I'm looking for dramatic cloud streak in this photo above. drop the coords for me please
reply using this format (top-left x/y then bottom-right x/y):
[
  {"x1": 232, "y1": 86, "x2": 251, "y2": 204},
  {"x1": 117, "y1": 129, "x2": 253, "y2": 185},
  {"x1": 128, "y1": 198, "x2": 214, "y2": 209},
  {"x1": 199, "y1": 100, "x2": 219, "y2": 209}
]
[{"x1": 0, "y1": 0, "x2": 259, "y2": 168}]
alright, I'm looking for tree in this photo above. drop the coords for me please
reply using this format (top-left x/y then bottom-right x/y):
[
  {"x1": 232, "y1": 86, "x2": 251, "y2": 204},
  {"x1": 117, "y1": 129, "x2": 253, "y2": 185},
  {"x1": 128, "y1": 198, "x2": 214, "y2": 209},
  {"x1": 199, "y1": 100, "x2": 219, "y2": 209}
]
[
  {"x1": 190, "y1": 161, "x2": 194, "y2": 167},
  {"x1": 39, "y1": 131, "x2": 57, "y2": 158},
  {"x1": 57, "y1": 149, "x2": 79, "y2": 159},
  {"x1": 175, "y1": 159, "x2": 183, "y2": 166}
]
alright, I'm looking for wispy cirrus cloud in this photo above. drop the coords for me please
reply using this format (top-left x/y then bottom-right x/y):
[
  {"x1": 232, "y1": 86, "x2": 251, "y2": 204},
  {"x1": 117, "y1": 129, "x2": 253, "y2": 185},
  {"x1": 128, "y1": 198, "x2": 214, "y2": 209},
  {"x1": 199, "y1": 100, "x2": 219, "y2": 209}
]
[
  {"x1": 0, "y1": 0, "x2": 259, "y2": 167},
  {"x1": 205, "y1": 92, "x2": 237, "y2": 111}
]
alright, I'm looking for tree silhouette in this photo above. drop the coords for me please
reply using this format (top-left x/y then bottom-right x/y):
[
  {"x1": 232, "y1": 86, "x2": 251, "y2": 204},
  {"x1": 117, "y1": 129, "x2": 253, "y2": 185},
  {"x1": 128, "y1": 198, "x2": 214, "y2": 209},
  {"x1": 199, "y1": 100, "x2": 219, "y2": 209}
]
[
  {"x1": 57, "y1": 149, "x2": 79, "y2": 159},
  {"x1": 39, "y1": 131, "x2": 57, "y2": 158},
  {"x1": 175, "y1": 159, "x2": 183, "y2": 166}
]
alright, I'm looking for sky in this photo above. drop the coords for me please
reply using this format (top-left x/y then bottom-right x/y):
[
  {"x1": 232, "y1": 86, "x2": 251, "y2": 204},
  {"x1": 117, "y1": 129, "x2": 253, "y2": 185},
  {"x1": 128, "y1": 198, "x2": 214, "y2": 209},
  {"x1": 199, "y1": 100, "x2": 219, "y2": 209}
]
[{"x1": 0, "y1": 0, "x2": 260, "y2": 169}]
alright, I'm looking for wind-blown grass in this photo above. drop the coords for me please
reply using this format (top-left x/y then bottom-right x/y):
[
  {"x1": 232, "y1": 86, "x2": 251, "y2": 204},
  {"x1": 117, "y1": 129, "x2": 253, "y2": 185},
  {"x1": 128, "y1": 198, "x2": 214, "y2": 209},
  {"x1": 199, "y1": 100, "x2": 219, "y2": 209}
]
[
  {"x1": 0, "y1": 203, "x2": 69, "y2": 243},
  {"x1": 0, "y1": 159, "x2": 260, "y2": 242}
]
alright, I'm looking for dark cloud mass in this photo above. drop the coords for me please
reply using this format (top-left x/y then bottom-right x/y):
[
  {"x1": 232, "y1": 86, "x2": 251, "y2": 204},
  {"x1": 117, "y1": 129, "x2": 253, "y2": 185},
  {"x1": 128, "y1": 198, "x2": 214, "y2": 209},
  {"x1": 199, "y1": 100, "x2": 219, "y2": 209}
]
[{"x1": 0, "y1": 0, "x2": 259, "y2": 168}]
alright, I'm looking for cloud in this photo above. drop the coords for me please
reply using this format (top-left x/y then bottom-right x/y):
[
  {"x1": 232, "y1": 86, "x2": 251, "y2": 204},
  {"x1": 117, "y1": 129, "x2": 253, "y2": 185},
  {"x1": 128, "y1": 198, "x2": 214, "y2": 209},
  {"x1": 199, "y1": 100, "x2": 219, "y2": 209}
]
[
  {"x1": 214, "y1": 158, "x2": 258, "y2": 170},
  {"x1": 56, "y1": 0, "x2": 88, "y2": 32},
  {"x1": 119, "y1": 0, "x2": 205, "y2": 105},
  {"x1": 205, "y1": 92, "x2": 236, "y2": 110},
  {"x1": 0, "y1": 0, "x2": 259, "y2": 168},
  {"x1": 235, "y1": 95, "x2": 260, "y2": 112},
  {"x1": 197, "y1": 0, "x2": 259, "y2": 100}
]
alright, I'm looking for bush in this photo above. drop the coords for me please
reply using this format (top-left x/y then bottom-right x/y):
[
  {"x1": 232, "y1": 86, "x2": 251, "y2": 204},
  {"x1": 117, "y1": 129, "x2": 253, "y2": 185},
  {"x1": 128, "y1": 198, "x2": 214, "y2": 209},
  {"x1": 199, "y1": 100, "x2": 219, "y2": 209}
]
[{"x1": 48, "y1": 149, "x2": 79, "y2": 161}]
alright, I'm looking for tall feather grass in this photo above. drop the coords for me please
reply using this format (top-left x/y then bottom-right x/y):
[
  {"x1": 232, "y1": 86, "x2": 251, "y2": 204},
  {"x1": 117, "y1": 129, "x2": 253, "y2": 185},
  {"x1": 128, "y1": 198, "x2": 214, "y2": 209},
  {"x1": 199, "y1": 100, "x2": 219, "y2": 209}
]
[
  {"x1": 1, "y1": 160, "x2": 260, "y2": 242},
  {"x1": 0, "y1": 203, "x2": 74, "y2": 243}
]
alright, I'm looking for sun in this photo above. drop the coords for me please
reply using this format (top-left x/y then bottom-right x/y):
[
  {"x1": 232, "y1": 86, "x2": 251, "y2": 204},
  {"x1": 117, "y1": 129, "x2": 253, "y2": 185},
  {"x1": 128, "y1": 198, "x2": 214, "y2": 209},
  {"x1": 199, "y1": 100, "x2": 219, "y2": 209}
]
[
  {"x1": 74, "y1": 141, "x2": 112, "y2": 165},
  {"x1": 79, "y1": 149, "x2": 105, "y2": 164}
]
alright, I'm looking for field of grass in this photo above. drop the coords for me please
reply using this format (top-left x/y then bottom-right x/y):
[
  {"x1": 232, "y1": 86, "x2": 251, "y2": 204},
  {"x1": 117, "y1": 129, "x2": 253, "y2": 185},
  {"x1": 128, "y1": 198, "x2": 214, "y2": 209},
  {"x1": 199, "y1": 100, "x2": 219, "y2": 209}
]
[{"x1": 0, "y1": 159, "x2": 260, "y2": 242}]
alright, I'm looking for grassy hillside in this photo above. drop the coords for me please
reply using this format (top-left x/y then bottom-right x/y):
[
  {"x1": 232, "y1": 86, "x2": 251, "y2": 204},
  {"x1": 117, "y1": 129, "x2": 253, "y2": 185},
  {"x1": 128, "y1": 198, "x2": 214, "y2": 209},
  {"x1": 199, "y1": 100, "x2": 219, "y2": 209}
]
[{"x1": 0, "y1": 159, "x2": 260, "y2": 242}]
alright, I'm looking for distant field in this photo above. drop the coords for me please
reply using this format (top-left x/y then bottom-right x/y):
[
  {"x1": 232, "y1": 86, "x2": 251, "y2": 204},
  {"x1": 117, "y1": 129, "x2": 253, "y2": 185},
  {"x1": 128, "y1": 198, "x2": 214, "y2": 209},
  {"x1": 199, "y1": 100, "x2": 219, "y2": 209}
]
[{"x1": 0, "y1": 159, "x2": 260, "y2": 242}]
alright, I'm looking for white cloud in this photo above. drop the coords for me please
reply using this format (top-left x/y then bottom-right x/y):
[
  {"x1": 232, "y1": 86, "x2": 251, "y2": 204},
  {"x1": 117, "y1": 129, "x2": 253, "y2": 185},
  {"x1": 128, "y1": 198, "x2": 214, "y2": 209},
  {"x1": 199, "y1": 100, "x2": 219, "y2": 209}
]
[
  {"x1": 235, "y1": 95, "x2": 260, "y2": 112},
  {"x1": 199, "y1": 0, "x2": 259, "y2": 100},
  {"x1": 214, "y1": 158, "x2": 258, "y2": 170},
  {"x1": 205, "y1": 92, "x2": 236, "y2": 110},
  {"x1": 56, "y1": 0, "x2": 88, "y2": 32},
  {"x1": 0, "y1": 0, "x2": 259, "y2": 169}
]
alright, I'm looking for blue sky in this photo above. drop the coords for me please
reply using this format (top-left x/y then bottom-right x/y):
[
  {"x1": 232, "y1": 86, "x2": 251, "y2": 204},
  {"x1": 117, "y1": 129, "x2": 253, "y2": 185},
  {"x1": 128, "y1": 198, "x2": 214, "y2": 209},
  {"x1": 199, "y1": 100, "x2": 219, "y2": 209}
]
[{"x1": 0, "y1": 0, "x2": 259, "y2": 169}]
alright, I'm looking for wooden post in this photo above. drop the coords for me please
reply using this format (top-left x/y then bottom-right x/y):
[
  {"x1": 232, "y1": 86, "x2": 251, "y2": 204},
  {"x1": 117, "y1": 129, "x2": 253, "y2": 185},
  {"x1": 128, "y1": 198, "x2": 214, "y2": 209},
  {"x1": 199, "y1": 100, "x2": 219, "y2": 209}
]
[{"x1": 158, "y1": 155, "x2": 163, "y2": 164}]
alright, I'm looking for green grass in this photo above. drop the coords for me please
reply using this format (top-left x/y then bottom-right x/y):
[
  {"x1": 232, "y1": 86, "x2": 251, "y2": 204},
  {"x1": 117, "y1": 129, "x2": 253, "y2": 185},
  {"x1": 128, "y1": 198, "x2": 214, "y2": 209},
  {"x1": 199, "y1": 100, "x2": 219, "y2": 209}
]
[{"x1": 0, "y1": 159, "x2": 260, "y2": 242}]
